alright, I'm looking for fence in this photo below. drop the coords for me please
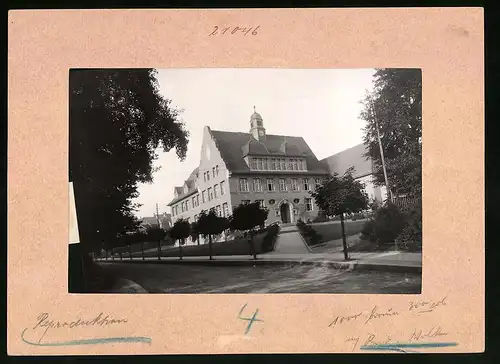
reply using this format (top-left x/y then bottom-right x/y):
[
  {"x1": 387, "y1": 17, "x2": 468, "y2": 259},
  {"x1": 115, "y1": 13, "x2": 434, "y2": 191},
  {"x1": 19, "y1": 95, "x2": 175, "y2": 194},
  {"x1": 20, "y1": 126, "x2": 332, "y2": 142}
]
[{"x1": 391, "y1": 195, "x2": 419, "y2": 211}]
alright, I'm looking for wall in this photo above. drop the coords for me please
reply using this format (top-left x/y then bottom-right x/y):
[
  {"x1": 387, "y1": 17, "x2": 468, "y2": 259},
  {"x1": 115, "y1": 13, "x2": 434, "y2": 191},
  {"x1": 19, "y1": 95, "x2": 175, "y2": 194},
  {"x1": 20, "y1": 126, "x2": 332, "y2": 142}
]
[{"x1": 356, "y1": 174, "x2": 388, "y2": 203}]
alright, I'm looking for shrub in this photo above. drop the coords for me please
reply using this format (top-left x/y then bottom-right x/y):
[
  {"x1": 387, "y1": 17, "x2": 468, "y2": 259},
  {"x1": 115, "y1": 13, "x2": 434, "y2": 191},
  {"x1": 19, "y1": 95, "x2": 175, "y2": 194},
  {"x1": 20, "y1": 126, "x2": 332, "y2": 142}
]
[
  {"x1": 296, "y1": 220, "x2": 323, "y2": 246},
  {"x1": 262, "y1": 224, "x2": 280, "y2": 252},
  {"x1": 361, "y1": 219, "x2": 376, "y2": 241},
  {"x1": 395, "y1": 200, "x2": 422, "y2": 250},
  {"x1": 370, "y1": 203, "x2": 406, "y2": 244}
]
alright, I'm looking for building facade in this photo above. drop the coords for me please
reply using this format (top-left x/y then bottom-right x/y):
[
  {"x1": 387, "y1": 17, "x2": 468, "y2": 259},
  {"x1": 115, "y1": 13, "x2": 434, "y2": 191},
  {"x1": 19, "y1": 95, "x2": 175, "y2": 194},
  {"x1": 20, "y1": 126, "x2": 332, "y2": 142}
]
[
  {"x1": 167, "y1": 111, "x2": 330, "y2": 242},
  {"x1": 320, "y1": 143, "x2": 388, "y2": 203}
]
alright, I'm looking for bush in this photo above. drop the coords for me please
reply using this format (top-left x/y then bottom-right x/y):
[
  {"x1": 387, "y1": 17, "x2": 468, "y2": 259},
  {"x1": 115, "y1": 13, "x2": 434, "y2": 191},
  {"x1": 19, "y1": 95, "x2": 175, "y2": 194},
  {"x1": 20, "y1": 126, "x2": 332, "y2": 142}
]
[
  {"x1": 296, "y1": 220, "x2": 323, "y2": 246},
  {"x1": 361, "y1": 219, "x2": 376, "y2": 241},
  {"x1": 395, "y1": 200, "x2": 422, "y2": 250},
  {"x1": 350, "y1": 213, "x2": 365, "y2": 221},
  {"x1": 370, "y1": 203, "x2": 406, "y2": 244},
  {"x1": 262, "y1": 224, "x2": 280, "y2": 252}
]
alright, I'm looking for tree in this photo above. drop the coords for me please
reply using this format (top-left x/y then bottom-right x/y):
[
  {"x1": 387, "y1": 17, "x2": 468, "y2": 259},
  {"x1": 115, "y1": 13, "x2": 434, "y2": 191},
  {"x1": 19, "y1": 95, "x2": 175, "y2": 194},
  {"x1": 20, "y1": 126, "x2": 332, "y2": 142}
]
[
  {"x1": 197, "y1": 209, "x2": 230, "y2": 260},
  {"x1": 169, "y1": 218, "x2": 191, "y2": 260},
  {"x1": 69, "y1": 69, "x2": 189, "y2": 255},
  {"x1": 360, "y1": 68, "x2": 422, "y2": 199},
  {"x1": 146, "y1": 226, "x2": 166, "y2": 260},
  {"x1": 229, "y1": 202, "x2": 269, "y2": 260},
  {"x1": 311, "y1": 167, "x2": 369, "y2": 260}
]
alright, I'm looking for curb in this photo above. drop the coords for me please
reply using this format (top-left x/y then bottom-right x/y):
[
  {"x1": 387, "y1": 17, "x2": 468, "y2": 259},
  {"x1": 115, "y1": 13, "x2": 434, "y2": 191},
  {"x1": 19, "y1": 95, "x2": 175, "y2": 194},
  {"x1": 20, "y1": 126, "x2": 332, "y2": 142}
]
[{"x1": 97, "y1": 258, "x2": 420, "y2": 273}]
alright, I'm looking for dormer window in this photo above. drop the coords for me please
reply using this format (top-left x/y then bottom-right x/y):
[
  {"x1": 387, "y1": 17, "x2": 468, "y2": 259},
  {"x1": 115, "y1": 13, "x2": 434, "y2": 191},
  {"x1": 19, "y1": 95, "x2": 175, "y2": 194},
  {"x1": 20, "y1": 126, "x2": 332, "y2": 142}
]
[{"x1": 247, "y1": 156, "x2": 307, "y2": 171}]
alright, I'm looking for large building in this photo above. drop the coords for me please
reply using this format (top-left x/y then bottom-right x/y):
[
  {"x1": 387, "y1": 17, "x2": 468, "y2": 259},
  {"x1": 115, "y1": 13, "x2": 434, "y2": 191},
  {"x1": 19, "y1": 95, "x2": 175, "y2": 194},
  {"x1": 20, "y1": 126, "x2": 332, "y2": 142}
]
[
  {"x1": 319, "y1": 143, "x2": 388, "y2": 203},
  {"x1": 167, "y1": 110, "x2": 331, "y2": 234}
]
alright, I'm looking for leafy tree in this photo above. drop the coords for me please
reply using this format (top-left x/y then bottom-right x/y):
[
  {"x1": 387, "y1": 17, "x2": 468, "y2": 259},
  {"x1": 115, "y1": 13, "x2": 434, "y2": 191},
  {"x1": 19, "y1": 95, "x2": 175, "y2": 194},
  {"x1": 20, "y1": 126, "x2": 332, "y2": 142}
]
[
  {"x1": 197, "y1": 209, "x2": 230, "y2": 260},
  {"x1": 69, "y1": 69, "x2": 189, "y2": 255},
  {"x1": 311, "y1": 167, "x2": 369, "y2": 260},
  {"x1": 229, "y1": 202, "x2": 269, "y2": 260},
  {"x1": 360, "y1": 68, "x2": 422, "y2": 199},
  {"x1": 146, "y1": 225, "x2": 166, "y2": 260},
  {"x1": 169, "y1": 218, "x2": 191, "y2": 260}
]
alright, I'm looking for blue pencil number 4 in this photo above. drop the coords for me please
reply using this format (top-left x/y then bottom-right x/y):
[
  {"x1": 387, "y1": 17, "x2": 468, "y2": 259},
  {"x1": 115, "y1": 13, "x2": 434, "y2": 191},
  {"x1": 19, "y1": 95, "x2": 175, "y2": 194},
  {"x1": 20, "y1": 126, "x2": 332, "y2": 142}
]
[{"x1": 238, "y1": 304, "x2": 263, "y2": 335}]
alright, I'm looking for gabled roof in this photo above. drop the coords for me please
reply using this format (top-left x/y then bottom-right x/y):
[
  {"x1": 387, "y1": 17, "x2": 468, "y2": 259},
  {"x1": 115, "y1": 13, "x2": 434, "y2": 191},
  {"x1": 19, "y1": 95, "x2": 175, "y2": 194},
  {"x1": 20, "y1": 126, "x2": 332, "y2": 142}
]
[
  {"x1": 210, "y1": 130, "x2": 328, "y2": 174},
  {"x1": 168, "y1": 167, "x2": 200, "y2": 206},
  {"x1": 319, "y1": 143, "x2": 374, "y2": 179}
]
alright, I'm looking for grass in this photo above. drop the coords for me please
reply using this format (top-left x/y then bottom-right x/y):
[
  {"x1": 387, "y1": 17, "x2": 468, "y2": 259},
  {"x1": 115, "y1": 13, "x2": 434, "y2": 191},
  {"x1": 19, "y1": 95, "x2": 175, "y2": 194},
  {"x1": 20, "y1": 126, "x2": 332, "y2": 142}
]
[{"x1": 309, "y1": 220, "x2": 367, "y2": 243}]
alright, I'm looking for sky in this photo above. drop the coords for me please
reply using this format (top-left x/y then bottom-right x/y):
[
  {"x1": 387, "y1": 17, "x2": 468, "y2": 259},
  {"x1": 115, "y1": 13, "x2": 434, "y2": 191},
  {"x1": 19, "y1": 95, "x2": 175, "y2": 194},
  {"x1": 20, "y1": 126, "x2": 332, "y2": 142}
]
[{"x1": 133, "y1": 68, "x2": 376, "y2": 218}]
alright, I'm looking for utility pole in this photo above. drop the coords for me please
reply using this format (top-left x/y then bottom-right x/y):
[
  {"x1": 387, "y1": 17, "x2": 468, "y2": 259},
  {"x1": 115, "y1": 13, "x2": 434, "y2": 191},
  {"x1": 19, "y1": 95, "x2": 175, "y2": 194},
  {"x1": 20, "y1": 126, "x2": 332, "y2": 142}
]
[{"x1": 370, "y1": 98, "x2": 393, "y2": 203}]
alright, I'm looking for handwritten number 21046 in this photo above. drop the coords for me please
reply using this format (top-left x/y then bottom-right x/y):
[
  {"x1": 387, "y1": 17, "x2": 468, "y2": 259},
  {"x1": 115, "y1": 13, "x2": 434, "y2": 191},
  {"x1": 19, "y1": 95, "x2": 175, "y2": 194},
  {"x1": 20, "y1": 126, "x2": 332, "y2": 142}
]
[{"x1": 209, "y1": 26, "x2": 260, "y2": 36}]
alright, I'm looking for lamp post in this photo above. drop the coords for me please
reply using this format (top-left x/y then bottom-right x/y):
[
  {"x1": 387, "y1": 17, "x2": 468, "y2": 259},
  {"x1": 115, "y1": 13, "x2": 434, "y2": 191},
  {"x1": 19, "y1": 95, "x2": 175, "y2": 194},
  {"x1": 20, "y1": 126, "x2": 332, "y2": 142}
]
[{"x1": 370, "y1": 98, "x2": 393, "y2": 203}]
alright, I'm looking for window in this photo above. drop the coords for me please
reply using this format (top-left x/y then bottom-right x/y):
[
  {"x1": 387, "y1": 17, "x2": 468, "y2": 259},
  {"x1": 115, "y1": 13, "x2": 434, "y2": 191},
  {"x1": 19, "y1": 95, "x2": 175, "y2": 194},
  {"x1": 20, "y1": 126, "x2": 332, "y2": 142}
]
[
  {"x1": 292, "y1": 159, "x2": 298, "y2": 170},
  {"x1": 279, "y1": 178, "x2": 287, "y2": 191},
  {"x1": 253, "y1": 178, "x2": 262, "y2": 192},
  {"x1": 208, "y1": 187, "x2": 213, "y2": 201},
  {"x1": 223, "y1": 202, "x2": 229, "y2": 217},
  {"x1": 288, "y1": 159, "x2": 293, "y2": 170},
  {"x1": 271, "y1": 158, "x2": 276, "y2": 170},
  {"x1": 315, "y1": 178, "x2": 322, "y2": 186},
  {"x1": 256, "y1": 199, "x2": 265, "y2": 208},
  {"x1": 194, "y1": 214, "x2": 198, "y2": 221},
  {"x1": 291, "y1": 178, "x2": 299, "y2": 191},
  {"x1": 192, "y1": 196, "x2": 196, "y2": 207},
  {"x1": 305, "y1": 198, "x2": 313, "y2": 211},
  {"x1": 239, "y1": 178, "x2": 249, "y2": 192},
  {"x1": 303, "y1": 178, "x2": 310, "y2": 191},
  {"x1": 220, "y1": 181, "x2": 225, "y2": 195},
  {"x1": 215, "y1": 205, "x2": 222, "y2": 217},
  {"x1": 300, "y1": 159, "x2": 306, "y2": 171},
  {"x1": 207, "y1": 171, "x2": 210, "y2": 181},
  {"x1": 216, "y1": 165, "x2": 219, "y2": 176},
  {"x1": 275, "y1": 209, "x2": 280, "y2": 217},
  {"x1": 242, "y1": 200, "x2": 251, "y2": 205},
  {"x1": 281, "y1": 159, "x2": 286, "y2": 170},
  {"x1": 203, "y1": 173, "x2": 206, "y2": 182},
  {"x1": 202, "y1": 190, "x2": 207, "y2": 203},
  {"x1": 276, "y1": 159, "x2": 281, "y2": 170},
  {"x1": 212, "y1": 167, "x2": 216, "y2": 178},
  {"x1": 251, "y1": 157, "x2": 257, "y2": 169},
  {"x1": 257, "y1": 158, "x2": 263, "y2": 170},
  {"x1": 263, "y1": 158, "x2": 268, "y2": 170},
  {"x1": 174, "y1": 206, "x2": 178, "y2": 215},
  {"x1": 267, "y1": 178, "x2": 275, "y2": 191},
  {"x1": 196, "y1": 194, "x2": 199, "y2": 206},
  {"x1": 293, "y1": 209, "x2": 298, "y2": 216},
  {"x1": 214, "y1": 184, "x2": 219, "y2": 198}
]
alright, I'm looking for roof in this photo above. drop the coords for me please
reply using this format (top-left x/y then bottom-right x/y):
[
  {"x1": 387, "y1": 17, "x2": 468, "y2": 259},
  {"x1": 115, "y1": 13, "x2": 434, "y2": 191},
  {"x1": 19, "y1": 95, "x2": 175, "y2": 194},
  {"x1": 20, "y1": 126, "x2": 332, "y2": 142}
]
[
  {"x1": 141, "y1": 216, "x2": 160, "y2": 226},
  {"x1": 168, "y1": 167, "x2": 200, "y2": 206},
  {"x1": 210, "y1": 130, "x2": 329, "y2": 174},
  {"x1": 319, "y1": 143, "x2": 374, "y2": 179}
]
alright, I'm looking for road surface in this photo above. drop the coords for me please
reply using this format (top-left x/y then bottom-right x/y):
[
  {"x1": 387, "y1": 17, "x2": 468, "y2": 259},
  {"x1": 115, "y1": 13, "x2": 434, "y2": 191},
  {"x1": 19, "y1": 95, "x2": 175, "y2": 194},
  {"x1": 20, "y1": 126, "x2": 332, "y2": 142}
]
[{"x1": 95, "y1": 262, "x2": 421, "y2": 294}]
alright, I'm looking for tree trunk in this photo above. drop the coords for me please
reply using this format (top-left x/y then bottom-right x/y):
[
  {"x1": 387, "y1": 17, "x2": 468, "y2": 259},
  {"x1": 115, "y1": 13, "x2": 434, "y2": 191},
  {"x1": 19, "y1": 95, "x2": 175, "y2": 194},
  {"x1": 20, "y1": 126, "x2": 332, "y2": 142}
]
[
  {"x1": 105, "y1": 250, "x2": 108, "y2": 260},
  {"x1": 141, "y1": 242, "x2": 145, "y2": 260},
  {"x1": 250, "y1": 232, "x2": 257, "y2": 260},
  {"x1": 340, "y1": 213, "x2": 349, "y2": 260},
  {"x1": 111, "y1": 247, "x2": 115, "y2": 260},
  {"x1": 157, "y1": 240, "x2": 161, "y2": 260},
  {"x1": 197, "y1": 235, "x2": 200, "y2": 246},
  {"x1": 209, "y1": 235, "x2": 213, "y2": 260},
  {"x1": 179, "y1": 239, "x2": 183, "y2": 260}
]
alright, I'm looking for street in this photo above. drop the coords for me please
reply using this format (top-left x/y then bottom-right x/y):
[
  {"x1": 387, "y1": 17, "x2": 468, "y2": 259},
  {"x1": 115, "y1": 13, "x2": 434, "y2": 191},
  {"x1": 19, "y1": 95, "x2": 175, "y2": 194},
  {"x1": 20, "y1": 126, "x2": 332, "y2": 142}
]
[{"x1": 96, "y1": 262, "x2": 421, "y2": 294}]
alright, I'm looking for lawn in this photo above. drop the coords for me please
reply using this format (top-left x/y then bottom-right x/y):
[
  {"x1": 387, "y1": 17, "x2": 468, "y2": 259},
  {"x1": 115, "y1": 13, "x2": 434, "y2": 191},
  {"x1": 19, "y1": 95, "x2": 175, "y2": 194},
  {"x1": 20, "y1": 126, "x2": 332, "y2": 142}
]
[{"x1": 309, "y1": 220, "x2": 367, "y2": 243}]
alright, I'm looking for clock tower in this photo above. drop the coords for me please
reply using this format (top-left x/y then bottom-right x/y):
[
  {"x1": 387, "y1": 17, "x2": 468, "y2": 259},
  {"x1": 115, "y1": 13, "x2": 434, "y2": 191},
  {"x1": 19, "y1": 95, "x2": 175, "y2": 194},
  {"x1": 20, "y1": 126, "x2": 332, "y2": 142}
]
[{"x1": 249, "y1": 106, "x2": 266, "y2": 142}]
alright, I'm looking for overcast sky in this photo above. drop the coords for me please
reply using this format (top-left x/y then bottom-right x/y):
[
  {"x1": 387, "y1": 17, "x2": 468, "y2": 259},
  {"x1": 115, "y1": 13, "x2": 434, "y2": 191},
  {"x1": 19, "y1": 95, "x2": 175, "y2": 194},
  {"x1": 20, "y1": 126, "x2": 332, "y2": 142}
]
[{"x1": 133, "y1": 68, "x2": 376, "y2": 218}]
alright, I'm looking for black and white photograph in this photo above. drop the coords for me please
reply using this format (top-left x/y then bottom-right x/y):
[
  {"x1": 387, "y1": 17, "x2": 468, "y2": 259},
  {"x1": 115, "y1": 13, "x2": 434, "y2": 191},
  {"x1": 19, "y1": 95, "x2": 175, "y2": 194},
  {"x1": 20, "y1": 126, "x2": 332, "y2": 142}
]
[{"x1": 69, "y1": 68, "x2": 422, "y2": 294}]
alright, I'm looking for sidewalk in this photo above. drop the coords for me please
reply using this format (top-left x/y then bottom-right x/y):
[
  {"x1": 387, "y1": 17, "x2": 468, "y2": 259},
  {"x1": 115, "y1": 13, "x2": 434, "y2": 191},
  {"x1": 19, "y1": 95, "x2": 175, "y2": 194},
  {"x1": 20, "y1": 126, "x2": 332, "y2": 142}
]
[{"x1": 96, "y1": 250, "x2": 421, "y2": 273}]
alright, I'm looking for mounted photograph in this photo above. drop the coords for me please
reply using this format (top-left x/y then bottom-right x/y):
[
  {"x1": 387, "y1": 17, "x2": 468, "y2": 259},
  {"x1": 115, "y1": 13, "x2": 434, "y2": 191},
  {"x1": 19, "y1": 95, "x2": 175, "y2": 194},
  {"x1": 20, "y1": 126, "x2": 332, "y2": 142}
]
[{"x1": 69, "y1": 68, "x2": 422, "y2": 294}]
